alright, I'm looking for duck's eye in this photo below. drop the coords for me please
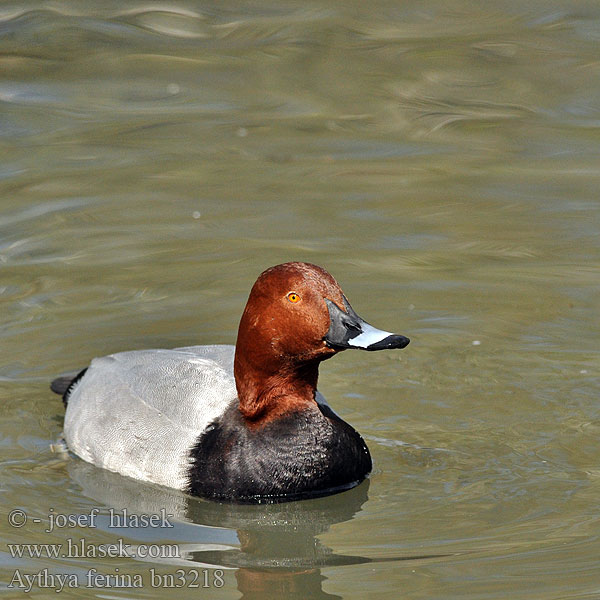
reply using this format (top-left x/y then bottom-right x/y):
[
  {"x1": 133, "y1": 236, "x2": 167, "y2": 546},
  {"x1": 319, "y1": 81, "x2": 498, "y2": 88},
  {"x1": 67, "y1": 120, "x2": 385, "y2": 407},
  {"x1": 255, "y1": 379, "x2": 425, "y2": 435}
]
[{"x1": 287, "y1": 292, "x2": 301, "y2": 303}]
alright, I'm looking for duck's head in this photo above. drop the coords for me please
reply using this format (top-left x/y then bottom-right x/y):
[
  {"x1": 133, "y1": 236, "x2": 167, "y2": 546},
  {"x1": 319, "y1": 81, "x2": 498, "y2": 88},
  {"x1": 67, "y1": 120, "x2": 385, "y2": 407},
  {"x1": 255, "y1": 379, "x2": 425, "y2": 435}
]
[{"x1": 234, "y1": 262, "x2": 409, "y2": 398}]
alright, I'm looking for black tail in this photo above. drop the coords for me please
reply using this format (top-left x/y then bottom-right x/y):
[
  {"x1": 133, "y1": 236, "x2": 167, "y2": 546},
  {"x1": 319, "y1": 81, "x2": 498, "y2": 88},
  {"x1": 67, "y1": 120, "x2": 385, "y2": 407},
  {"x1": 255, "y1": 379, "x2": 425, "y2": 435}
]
[
  {"x1": 50, "y1": 368, "x2": 88, "y2": 406},
  {"x1": 50, "y1": 373, "x2": 78, "y2": 395}
]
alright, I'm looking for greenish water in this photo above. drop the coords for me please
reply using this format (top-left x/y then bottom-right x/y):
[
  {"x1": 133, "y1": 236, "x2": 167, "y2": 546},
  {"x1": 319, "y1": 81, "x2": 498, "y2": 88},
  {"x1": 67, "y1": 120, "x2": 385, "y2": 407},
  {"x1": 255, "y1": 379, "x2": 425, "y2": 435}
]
[{"x1": 1, "y1": 1, "x2": 600, "y2": 598}]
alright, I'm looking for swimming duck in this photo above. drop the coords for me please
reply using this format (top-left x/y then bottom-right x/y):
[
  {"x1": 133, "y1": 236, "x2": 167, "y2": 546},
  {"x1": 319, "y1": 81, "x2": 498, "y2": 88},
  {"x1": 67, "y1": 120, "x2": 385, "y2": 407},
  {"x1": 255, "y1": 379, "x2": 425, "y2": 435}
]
[{"x1": 51, "y1": 262, "x2": 409, "y2": 503}]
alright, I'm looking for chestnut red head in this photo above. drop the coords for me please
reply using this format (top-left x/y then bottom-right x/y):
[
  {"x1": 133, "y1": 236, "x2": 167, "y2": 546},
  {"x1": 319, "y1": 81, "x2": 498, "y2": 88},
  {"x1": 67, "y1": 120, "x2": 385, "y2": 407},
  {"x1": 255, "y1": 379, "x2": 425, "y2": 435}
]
[
  {"x1": 233, "y1": 262, "x2": 409, "y2": 420},
  {"x1": 236, "y1": 262, "x2": 347, "y2": 368},
  {"x1": 235, "y1": 261, "x2": 409, "y2": 371}
]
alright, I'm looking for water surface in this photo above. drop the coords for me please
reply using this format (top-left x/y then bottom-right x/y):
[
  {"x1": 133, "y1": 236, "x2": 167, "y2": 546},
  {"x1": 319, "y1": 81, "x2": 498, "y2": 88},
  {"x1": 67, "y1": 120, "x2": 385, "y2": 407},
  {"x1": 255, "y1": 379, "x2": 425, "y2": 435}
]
[{"x1": 1, "y1": 1, "x2": 600, "y2": 598}]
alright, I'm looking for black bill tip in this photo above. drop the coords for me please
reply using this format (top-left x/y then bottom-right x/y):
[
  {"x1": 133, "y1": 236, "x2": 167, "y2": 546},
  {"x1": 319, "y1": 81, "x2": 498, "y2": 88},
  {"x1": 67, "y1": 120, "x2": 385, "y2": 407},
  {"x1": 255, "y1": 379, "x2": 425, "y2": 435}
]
[{"x1": 364, "y1": 334, "x2": 410, "y2": 351}]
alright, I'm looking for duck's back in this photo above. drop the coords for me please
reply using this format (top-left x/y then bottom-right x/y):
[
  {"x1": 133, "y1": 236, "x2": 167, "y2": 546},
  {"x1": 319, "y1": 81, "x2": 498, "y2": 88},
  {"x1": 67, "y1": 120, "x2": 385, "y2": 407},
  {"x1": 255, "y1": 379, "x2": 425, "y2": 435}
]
[{"x1": 63, "y1": 345, "x2": 238, "y2": 489}]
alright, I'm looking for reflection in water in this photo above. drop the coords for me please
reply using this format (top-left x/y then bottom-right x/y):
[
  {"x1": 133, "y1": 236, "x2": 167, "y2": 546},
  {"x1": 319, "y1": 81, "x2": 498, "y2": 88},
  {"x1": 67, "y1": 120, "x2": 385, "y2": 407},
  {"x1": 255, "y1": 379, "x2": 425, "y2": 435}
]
[
  {"x1": 69, "y1": 460, "x2": 372, "y2": 599},
  {"x1": 234, "y1": 568, "x2": 341, "y2": 600},
  {"x1": 69, "y1": 460, "x2": 451, "y2": 598}
]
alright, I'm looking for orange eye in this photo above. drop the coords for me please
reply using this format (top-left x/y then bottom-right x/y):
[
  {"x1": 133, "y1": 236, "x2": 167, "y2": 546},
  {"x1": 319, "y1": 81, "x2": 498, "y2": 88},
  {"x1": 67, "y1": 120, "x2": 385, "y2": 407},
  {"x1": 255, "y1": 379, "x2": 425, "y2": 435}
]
[{"x1": 287, "y1": 292, "x2": 301, "y2": 303}]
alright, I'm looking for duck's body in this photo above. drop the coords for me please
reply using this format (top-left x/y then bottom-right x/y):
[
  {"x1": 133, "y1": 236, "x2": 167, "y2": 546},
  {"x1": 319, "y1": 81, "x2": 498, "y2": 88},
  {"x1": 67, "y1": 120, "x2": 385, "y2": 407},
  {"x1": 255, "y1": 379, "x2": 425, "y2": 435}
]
[
  {"x1": 53, "y1": 262, "x2": 409, "y2": 503},
  {"x1": 62, "y1": 344, "x2": 369, "y2": 501},
  {"x1": 62, "y1": 345, "x2": 238, "y2": 491}
]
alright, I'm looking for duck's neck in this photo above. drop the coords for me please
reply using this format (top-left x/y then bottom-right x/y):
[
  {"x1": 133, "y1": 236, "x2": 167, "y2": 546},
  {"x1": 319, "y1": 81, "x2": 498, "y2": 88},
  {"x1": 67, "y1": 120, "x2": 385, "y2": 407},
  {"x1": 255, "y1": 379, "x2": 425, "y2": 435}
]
[{"x1": 234, "y1": 352, "x2": 319, "y2": 423}]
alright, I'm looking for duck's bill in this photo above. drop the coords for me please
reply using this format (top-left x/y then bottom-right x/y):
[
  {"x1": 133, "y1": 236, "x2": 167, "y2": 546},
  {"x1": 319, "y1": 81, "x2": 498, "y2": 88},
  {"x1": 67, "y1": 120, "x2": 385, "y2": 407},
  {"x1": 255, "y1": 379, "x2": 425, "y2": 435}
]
[{"x1": 324, "y1": 297, "x2": 410, "y2": 351}]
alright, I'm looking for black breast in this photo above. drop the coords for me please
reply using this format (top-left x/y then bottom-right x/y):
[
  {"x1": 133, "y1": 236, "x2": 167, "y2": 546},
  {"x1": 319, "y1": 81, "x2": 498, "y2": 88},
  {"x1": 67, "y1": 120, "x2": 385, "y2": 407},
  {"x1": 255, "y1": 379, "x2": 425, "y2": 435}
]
[{"x1": 187, "y1": 404, "x2": 372, "y2": 503}]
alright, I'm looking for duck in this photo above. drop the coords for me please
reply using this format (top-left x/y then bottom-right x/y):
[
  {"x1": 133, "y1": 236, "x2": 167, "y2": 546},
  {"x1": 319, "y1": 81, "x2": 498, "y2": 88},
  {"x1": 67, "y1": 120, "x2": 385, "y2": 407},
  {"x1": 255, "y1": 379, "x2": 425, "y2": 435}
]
[{"x1": 51, "y1": 262, "x2": 410, "y2": 503}]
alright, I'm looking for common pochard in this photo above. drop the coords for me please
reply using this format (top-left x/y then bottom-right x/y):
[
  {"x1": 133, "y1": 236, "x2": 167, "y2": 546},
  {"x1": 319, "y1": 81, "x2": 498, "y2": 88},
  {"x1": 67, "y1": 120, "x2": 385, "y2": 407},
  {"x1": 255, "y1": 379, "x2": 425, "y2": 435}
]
[{"x1": 51, "y1": 262, "x2": 409, "y2": 503}]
